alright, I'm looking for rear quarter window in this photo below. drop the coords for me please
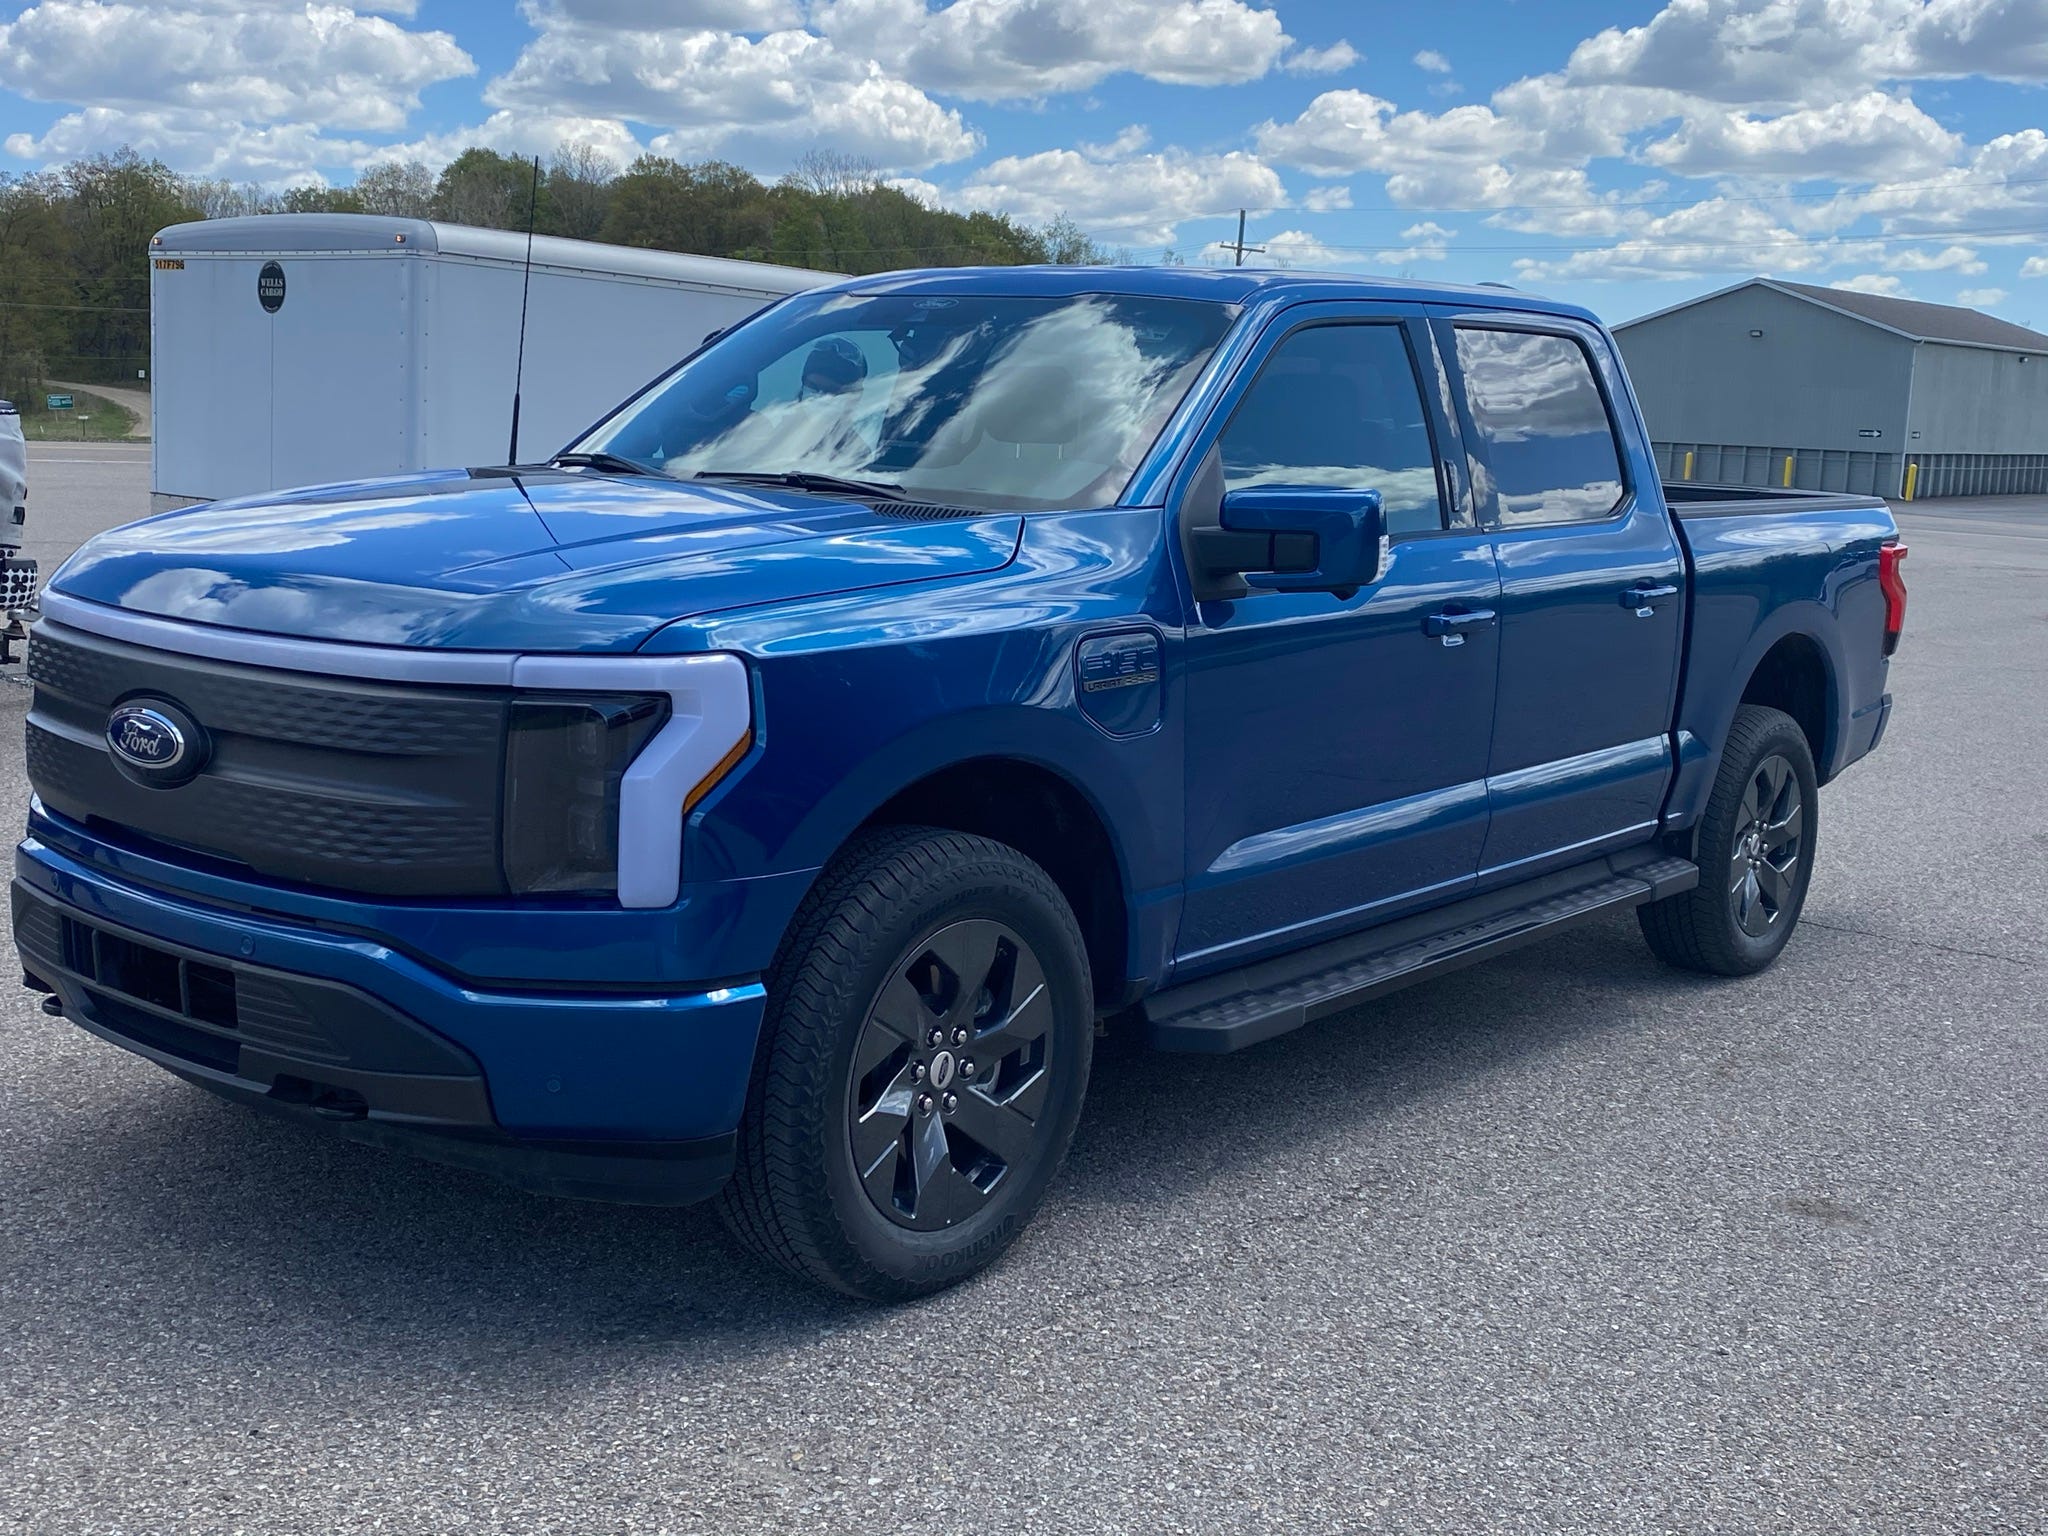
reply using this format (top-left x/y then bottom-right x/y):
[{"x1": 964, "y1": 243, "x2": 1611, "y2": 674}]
[{"x1": 1454, "y1": 328, "x2": 1625, "y2": 527}]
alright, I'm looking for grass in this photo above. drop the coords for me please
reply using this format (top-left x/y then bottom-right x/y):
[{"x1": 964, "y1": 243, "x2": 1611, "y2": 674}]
[{"x1": 19, "y1": 389, "x2": 141, "y2": 442}]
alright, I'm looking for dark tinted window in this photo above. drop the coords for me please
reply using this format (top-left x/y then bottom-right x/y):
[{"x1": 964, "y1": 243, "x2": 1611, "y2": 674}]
[
  {"x1": 1221, "y1": 324, "x2": 1446, "y2": 536},
  {"x1": 1454, "y1": 328, "x2": 1624, "y2": 526}
]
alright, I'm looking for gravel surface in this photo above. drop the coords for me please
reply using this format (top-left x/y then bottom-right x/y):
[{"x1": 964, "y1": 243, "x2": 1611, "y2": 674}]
[{"x1": 1, "y1": 455, "x2": 2041, "y2": 1534}]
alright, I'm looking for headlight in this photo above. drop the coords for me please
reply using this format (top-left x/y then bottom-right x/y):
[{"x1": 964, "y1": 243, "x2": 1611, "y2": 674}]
[
  {"x1": 503, "y1": 692, "x2": 670, "y2": 894},
  {"x1": 500, "y1": 652, "x2": 755, "y2": 905}
]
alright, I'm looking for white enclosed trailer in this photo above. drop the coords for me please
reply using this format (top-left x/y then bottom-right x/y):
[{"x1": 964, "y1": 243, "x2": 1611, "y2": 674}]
[{"x1": 149, "y1": 214, "x2": 834, "y2": 511}]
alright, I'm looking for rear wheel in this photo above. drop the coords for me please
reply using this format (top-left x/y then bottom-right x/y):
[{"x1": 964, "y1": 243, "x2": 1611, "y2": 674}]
[
  {"x1": 717, "y1": 828, "x2": 1093, "y2": 1301},
  {"x1": 1639, "y1": 704, "x2": 1819, "y2": 976}
]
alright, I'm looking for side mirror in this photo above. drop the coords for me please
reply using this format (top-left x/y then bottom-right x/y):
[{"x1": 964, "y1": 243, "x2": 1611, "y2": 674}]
[{"x1": 1191, "y1": 485, "x2": 1384, "y2": 599}]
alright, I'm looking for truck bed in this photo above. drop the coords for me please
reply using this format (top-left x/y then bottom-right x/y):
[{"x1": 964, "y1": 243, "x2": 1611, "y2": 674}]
[
  {"x1": 1660, "y1": 480, "x2": 1897, "y2": 829},
  {"x1": 1662, "y1": 480, "x2": 1892, "y2": 518}
]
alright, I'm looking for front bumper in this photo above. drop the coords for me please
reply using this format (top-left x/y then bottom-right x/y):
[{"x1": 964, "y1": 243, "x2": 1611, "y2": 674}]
[{"x1": 14, "y1": 838, "x2": 769, "y2": 1206}]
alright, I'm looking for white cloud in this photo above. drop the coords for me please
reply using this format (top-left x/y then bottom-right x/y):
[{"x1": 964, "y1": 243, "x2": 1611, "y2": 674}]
[
  {"x1": 1414, "y1": 49, "x2": 1451, "y2": 73},
  {"x1": 543, "y1": 0, "x2": 803, "y2": 26},
  {"x1": 1300, "y1": 184, "x2": 1352, "y2": 211},
  {"x1": 4, "y1": 107, "x2": 375, "y2": 183},
  {"x1": 366, "y1": 110, "x2": 645, "y2": 174},
  {"x1": 1955, "y1": 286, "x2": 2008, "y2": 306},
  {"x1": 0, "y1": 0, "x2": 473, "y2": 137},
  {"x1": 954, "y1": 145, "x2": 1285, "y2": 246},
  {"x1": 1284, "y1": 40, "x2": 1359, "y2": 75},
  {"x1": 1832, "y1": 273, "x2": 1910, "y2": 296},
  {"x1": 1261, "y1": 228, "x2": 1352, "y2": 268},
  {"x1": 1378, "y1": 220, "x2": 1455, "y2": 262},
  {"x1": 1880, "y1": 243, "x2": 1984, "y2": 273},
  {"x1": 1636, "y1": 91, "x2": 1962, "y2": 179},
  {"x1": 1567, "y1": 0, "x2": 2048, "y2": 109},
  {"x1": 1078, "y1": 125, "x2": 1151, "y2": 159},
  {"x1": 886, "y1": 175, "x2": 942, "y2": 206},
  {"x1": 2022, "y1": 256, "x2": 2048, "y2": 278},
  {"x1": 813, "y1": 0, "x2": 1292, "y2": 100},
  {"x1": 487, "y1": 17, "x2": 979, "y2": 171}
]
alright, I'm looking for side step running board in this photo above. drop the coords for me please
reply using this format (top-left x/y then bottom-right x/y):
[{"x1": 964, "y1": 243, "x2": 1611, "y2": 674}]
[{"x1": 1142, "y1": 852, "x2": 1698, "y2": 1053}]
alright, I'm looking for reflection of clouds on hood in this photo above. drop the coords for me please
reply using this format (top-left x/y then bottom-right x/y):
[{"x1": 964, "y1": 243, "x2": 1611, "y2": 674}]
[
  {"x1": 95, "y1": 502, "x2": 463, "y2": 557},
  {"x1": 115, "y1": 568, "x2": 479, "y2": 645}
]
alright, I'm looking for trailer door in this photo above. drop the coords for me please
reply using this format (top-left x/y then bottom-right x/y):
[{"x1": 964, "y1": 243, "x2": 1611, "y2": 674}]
[
  {"x1": 266, "y1": 253, "x2": 415, "y2": 494},
  {"x1": 152, "y1": 254, "x2": 275, "y2": 504}
]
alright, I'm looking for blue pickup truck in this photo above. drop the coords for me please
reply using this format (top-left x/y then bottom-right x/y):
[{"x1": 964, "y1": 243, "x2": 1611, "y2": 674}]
[{"x1": 16, "y1": 269, "x2": 1906, "y2": 1299}]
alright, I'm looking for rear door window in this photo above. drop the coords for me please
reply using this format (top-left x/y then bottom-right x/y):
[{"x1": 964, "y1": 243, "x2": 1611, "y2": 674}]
[
  {"x1": 1453, "y1": 328, "x2": 1625, "y2": 526},
  {"x1": 1221, "y1": 323, "x2": 1447, "y2": 536}
]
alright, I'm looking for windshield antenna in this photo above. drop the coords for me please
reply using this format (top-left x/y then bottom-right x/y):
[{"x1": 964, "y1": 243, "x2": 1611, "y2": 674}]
[{"x1": 506, "y1": 155, "x2": 541, "y2": 465}]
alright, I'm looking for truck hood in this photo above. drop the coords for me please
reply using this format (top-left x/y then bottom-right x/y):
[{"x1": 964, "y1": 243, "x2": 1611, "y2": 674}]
[{"x1": 48, "y1": 468, "x2": 1023, "y2": 652}]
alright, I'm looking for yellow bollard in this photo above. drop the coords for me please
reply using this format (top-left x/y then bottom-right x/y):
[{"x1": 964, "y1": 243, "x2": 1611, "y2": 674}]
[
  {"x1": 1904, "y1": 461, "x2": 1918, "y2": 501},
  {"x1": 1782, "y1": 454, "x2": 1795, "y2": 488},
  {"x1": 1682, "y1": 450, "x2": 1694, "y2": 481}
]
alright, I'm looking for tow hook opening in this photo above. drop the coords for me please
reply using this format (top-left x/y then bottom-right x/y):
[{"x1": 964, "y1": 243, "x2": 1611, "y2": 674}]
[{"x1": 267, "y1": 1075, "x2": 370, "y2": 1121}]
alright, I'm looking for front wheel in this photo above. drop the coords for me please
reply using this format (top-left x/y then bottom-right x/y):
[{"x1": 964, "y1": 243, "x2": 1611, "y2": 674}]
[
  {"x1": 717, "y1": 828, "x2": 1093, "y2": 1301},
  {"x1": 1639, "y1": 704, "x2": 1820, "y2": 977}
]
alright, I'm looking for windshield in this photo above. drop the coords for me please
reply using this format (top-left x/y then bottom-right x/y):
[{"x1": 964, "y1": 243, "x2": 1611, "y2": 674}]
[{"x1": 571, "y1": 290, "x2": 1238, "y2": 510}]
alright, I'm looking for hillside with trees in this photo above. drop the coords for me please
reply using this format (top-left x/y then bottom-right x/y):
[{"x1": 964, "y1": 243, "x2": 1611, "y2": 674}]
[{"x1": 0, "y1": 146, "x2": 1112, "y2": 409}]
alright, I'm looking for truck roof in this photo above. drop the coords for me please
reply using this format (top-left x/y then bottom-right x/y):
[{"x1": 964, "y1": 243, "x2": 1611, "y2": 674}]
[
  {"x1": 832, "y1": 264, "x2": 1601, "y2": 325},
  {"x1": 152, "y1": 214, "x2": 832, "y2": 296}
]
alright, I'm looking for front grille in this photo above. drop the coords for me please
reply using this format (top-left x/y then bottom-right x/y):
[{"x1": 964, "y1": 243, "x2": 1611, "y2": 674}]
[{"x1": 25, "y1": 620, "x2": 511, "y2": 896}]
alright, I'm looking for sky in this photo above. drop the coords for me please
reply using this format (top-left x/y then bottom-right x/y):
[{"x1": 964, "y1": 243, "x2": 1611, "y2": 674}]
[{"x1": 2, "y1": 0, "x2": 2047, "y2": 327}]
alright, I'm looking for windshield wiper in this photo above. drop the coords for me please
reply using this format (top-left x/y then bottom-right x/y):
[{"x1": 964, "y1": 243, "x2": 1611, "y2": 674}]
[
  {"x1": 692, "y1": 469, "x2": 906, "y2": 501},
  {"x1": 550, "y1": 451, "x2": 666, "y2": 476}
]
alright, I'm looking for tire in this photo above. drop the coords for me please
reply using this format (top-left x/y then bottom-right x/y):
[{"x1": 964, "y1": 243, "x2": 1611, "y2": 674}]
[
  {"x1": 717, "y1": 827, "x2": 1094, "y2": 1301},
  {"x1": 1639, "y1": 704, "x2": 1819, "y2": 977}
]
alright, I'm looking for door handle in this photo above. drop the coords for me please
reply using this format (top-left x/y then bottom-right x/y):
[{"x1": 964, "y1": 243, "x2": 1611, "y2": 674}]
[
  {"x1": 1622, "y1": 581, "x2": 1679, "y2": 615},
  {"x1": 1423, "y1": 608, "x2": 1497, "y2": 647}
]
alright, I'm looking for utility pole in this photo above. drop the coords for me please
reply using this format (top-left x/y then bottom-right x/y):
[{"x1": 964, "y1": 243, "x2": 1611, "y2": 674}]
[{"x1": 1216, "y1": 209, "x2": 1264, "y2": 267}]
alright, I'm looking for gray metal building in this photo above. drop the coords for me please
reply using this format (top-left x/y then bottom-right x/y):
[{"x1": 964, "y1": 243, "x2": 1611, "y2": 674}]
[{"x1": 1613, "y1": 278, "x2": 2048, "y2": 498}]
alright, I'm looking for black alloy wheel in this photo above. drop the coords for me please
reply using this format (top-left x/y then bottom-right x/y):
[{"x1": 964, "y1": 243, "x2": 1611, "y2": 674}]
[
  {"x1": 847, "y1": 918, "x2": 1057, "y2": 1231},
  {"x1": 718, "y1": 827, "x2": 1092, "y2": 1301},
  {"x1": 1639, "y1": 703, "x2": 1820, "y2": 977},
  {"x1": 1728, "y1": 753, "x2": 1805, "y2": 939}
]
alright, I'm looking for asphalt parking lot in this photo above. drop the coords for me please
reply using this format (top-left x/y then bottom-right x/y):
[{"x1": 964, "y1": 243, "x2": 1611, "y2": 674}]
[{"x1": 1, "y1": 442, "x2": 2042, "y2": 1534}]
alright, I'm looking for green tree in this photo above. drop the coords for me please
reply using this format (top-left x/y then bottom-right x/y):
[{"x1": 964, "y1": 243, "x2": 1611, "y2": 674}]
[
  {"x1": 357, "y1": 160, "x2": 436, "y2": 219},
  {"x1": 0, "y1": 172, "x2": 70, "y2": 404},
  {"x1": 57, "y1": 150, "x2": 198, "y2": 383},
  {"x1": 434, "y1": 148, "x2": 543, "y2": 231},
  {"x1": 543, "y1": 145, "x2": 615, "y2": 240},
  {"x1": 600, "y1": 157, "x2": 773, "y2": 257}
]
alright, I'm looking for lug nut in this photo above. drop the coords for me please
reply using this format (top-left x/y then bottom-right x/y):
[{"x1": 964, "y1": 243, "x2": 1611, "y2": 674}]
[
  {"x1": 926, "y1": 1027, "x2": 945, "y2": 1047},
  {"x1": 916, "y1": 1092, "x2": 935, "y2": 1116},
  {"x1": 960, "y1": 1059, "x2": 976, "y2": 1079},
  {"x1": 911, "y1": 1062, "x2": 926, "y2": 1083},
  {"x1": 951, "y1": 1026, "x2": 969, "y2": 1046},
  {"x1": 941, "y1": 1092, "x2": 958, "y2": 1114}
]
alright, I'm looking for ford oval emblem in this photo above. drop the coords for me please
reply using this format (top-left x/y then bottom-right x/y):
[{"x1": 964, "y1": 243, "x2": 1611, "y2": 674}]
[{"x1": 107, "y1": 708, "x2": 191, "y2": 782}]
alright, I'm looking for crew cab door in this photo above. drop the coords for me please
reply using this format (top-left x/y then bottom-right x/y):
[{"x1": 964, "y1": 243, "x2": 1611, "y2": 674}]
[
  {"x1": 1173, "y1": 307, "x2": 1502, "y2": 972},
  {"x1": 1432, "y1": 315, "x2": 1686, "y2": 878}
]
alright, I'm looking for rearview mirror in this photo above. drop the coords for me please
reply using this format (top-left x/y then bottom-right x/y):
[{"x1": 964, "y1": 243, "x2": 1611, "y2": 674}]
[{"x1": 1191, "y1": 486, "x2": 1384, "y2": 599}]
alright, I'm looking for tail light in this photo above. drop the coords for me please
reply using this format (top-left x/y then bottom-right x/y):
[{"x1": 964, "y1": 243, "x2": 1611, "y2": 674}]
[{"x1": 1878, "y1": 542, "x2": 1908, "y2": 656}]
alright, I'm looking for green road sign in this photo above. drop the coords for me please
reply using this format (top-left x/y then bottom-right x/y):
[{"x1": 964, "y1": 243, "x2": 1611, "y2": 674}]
[{"x1": 45, "y1": 394, "x2": 73, "y2": 410}]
